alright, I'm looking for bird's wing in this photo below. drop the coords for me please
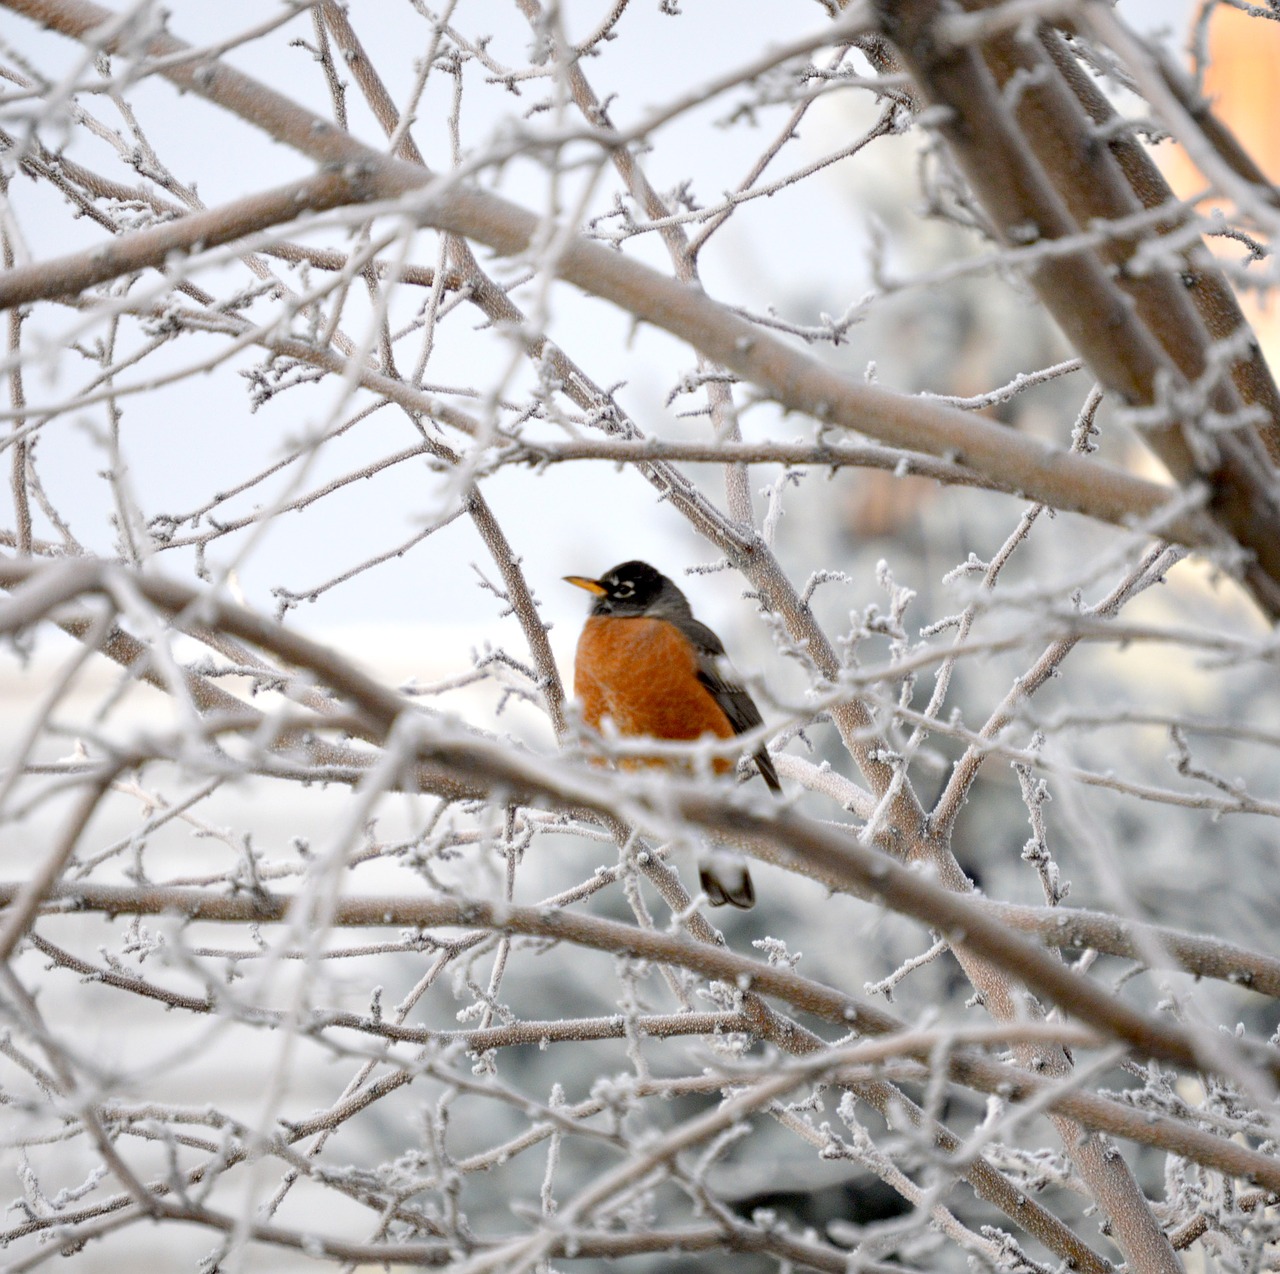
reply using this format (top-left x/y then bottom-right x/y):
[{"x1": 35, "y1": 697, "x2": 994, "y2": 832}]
[{"x1": 680, "y1": 618, "x2": 781, "y2": 793}]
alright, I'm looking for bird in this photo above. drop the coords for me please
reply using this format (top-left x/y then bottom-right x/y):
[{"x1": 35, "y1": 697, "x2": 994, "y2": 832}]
[{"x1": 564, "y1": 560, "x2": 779, "y2": 908}]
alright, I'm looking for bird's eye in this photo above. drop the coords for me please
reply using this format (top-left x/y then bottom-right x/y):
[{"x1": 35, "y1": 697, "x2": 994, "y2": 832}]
[{"x1": 613, "y1": 581, "x2": 634, "y2": 599}]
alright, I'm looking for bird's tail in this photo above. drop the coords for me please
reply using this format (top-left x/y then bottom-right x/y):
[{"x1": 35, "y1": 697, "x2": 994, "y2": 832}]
[{"x1": 698, "y1": 846, "x2": 755, "y2": 909}]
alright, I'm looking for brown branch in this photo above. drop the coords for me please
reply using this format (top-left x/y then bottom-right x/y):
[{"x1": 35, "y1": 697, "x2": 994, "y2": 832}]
[
  {"x1": 0, "y1": 167, "x2": 383, "y2": 304},
  {"x1": 875, "y1": 0, "x2": 1280, "y2": 620},
  {"x1": 5, "y1": 554, "x2": 1272, "y2": 1085},
  {"x1": 11, "y1": 880, "x2": 1280, "y2": 1195},
  {"x1": 987, "y1": 900, "x2": 1280, "y2": 999},
  {"x1": 0, "y1": 553, "x2": 494, "y2": 802},
  {"x1": 91, "y1": 1200, "x2": 878, "y2": 1273},
  {"x1": 851, "y1": 15, "x2": 1280, "y2": 1241},
  {"x1": 489, "y1": 437, "x2": 1008, "y2": 487},
  {"x1": 19, "y1": 880, "x2": 1113, "y2": 1267},
  {"x1": 28, "y1": 933, "x2": 757, "y2": 1048},
  {"x1": 1040, "y1": 28, "x2": 1280, "y2": 464},
  {"x1": 0, "y1": 0, "x2": 1220, "y2": 557}
]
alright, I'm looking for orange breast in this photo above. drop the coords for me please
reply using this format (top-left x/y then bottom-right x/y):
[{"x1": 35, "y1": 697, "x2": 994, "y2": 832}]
[{"x1": 574, "y1": 617, "x2": 735, "y2": 769}]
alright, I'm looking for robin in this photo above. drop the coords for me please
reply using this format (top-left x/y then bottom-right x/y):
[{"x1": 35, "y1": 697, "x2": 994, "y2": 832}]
[{"x1": 564, "y1": 560, "x2": 780, "y2": 908}]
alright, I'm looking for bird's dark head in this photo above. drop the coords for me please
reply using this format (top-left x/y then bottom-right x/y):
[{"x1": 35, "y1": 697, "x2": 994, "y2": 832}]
[{"x1": 563, "y1": 560, "x2": 691, "y2": 619}]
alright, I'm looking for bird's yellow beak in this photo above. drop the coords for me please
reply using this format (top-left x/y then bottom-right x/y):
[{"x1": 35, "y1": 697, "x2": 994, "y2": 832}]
[{"x1": 563, "y1": 575, "x2": 607, "y2": 596}]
